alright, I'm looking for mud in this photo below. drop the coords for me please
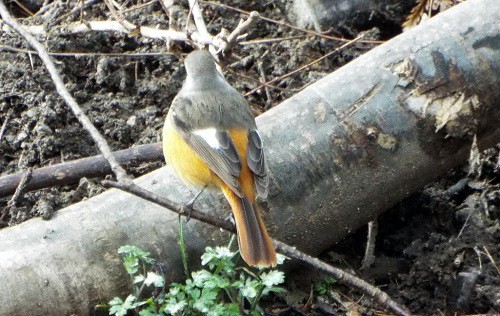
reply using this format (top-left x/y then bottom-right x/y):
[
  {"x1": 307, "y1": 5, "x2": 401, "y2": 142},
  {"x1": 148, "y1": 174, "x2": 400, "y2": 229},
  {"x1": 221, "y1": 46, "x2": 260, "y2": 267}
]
[{"x1": 1, "y1": 0, "x2": 498, "y2": 314}]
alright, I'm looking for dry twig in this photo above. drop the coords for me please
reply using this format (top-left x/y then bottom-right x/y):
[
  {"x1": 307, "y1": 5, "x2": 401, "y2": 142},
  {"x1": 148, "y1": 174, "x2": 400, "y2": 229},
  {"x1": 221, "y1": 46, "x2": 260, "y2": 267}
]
[
  {"x1": 361, "y1": 220, "x2": 378, "y2": 269},
  {"x1": 0, "y1": 0, "x2": 129, "y2": 182},
  {"x1": 245, "y1": 34, "x2": 364, "y2": 96},
  {"x1": 103, "y1": 180, "x2": 410, "y2": 316},
  {"x1": 0, "y1": 2, "x2": 410, "y2": 315},
  {"x1": 0, "y1": 143, "x2": 163, "y2": 198},
  {"x1": 219, "y1": 11, "x2": 260, "y2": 53},
  {"x1": 200, "y1": 0, "x2": 383, "y2": 45},
  {"x1": 0, "y1": 168, "x2": 32, "y2": 222},
  {"x1": 102, "y1": 0, "x2": 137, "y2": 32},
  {"x1": 0, "y1": 108, "x2": 13, "y2": 142}
]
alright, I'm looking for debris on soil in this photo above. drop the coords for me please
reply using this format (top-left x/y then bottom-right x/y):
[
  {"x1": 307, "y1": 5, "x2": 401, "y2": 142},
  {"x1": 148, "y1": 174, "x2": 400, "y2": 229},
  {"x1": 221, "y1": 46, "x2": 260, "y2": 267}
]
[{"x1": 1, "y1": 0, "x2": 498, "y2": 314}]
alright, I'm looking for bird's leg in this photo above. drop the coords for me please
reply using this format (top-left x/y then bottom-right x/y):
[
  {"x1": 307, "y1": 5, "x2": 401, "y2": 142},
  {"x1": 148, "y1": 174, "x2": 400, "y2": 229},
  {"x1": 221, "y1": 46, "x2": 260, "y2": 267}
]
[{"x1": 184, "y1": 186, "x2": 206, "y2": 222}]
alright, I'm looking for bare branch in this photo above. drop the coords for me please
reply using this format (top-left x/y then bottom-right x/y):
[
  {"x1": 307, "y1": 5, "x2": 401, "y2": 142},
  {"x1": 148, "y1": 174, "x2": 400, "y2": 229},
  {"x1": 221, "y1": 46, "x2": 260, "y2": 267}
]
[
  {"x1": 200, "y1": 0, "x2": 383, "y2": 45},
  {"x1": 188, "y1": 0, "x2": 209, "y2": 40},
  {"x1": 187, "y1": 0, "x2": 219, "y2": 57},
  {"x1": 0, "y1": 143, "x2": 163, "y2": 199},
  {"x1": 219, "y1": 11, "x2": 260, "y2": 54},
  {"x1": 103, "y1": 180, "x2": 411, "y2": 316},
  {"x1": 244, "y1": 34, "x2": 364, "y2": 96},
  {"x1": 0, "y1": 108, "x2": 13, "y2": 142},
  {"x1": 0, "y1": 21, "x2": 221, "y2": 48},
  {"x1": 0, "y1": 0, "x2": 129, "y2": 182},
  {"x1": 361, "y1": 220, "x2": 378, "y2": 269},
  {"x1": 0, "y1": 168, "x2": 32, "y2": 222},
  {"x1": 103, "y1": 0, "x2": 137, "y2": 32}
]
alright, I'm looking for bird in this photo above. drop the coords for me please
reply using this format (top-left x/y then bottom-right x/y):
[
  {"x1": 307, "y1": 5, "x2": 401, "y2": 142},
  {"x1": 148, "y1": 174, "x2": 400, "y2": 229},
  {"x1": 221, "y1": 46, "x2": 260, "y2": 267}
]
[{"x1": 162, "y1": 50, "x2": 277, "y2": 267}]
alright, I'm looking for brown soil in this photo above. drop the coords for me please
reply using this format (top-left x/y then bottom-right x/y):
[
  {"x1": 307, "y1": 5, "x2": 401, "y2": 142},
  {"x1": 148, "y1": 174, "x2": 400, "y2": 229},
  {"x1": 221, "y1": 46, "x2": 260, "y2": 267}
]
[{"x1": 0, "y1": 0, "x2": 498, "y2": 315}]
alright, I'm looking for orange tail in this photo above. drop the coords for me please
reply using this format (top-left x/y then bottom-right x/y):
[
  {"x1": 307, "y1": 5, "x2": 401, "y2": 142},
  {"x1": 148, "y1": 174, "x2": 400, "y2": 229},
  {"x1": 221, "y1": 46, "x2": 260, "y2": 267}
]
[{"x1": 221, "y1": 186, "x2": 276, "y2": 267}]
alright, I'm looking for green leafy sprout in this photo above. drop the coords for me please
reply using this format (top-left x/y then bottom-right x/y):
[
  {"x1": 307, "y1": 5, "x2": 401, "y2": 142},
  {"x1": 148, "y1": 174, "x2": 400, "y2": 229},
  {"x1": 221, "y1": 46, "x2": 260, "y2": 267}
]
[
  {"x1": 104, "y1": 245, "x2": 286, "y2": 315},
  {"x1": 314, "y1": 276, "x2": 338, "y2": 296}
]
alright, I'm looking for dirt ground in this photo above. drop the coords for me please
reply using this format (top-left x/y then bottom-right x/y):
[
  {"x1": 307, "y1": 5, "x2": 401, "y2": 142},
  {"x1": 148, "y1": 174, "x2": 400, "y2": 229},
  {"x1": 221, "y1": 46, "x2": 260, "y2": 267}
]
[{"x1": 0, "y1": 0, "x2": 498, "y2": 315}]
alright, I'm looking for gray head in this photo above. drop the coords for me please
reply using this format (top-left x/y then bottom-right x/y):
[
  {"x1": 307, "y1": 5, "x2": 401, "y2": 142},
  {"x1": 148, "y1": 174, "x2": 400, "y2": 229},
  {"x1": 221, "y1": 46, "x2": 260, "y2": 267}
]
[{"x1": 184, "y1": 50, "x2": 218, "y2": 78}]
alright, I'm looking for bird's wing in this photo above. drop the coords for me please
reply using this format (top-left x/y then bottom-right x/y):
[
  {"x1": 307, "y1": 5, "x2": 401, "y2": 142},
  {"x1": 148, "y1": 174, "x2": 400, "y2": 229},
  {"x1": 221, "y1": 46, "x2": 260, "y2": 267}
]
[
  {"x1": 170, "y1": 108, "x2": 243, "y2": 196},
  {"x1": 247, "y1": 130, "x2": 269, "y2": 198}
]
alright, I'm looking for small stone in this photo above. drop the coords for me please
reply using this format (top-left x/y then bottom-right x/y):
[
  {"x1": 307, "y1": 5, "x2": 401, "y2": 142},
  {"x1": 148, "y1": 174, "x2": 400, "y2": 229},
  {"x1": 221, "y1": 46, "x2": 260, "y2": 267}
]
[{"x1": 126, "y1": 115, "x2": 137, "y2": 127}]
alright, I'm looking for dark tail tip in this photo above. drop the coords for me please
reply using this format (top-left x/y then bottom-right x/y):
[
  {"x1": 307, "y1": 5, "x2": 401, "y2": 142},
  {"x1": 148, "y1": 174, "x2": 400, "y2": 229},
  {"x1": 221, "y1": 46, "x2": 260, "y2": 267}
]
[{"x1": 238, "y1": 197, "x2": 277, "y2": 267}]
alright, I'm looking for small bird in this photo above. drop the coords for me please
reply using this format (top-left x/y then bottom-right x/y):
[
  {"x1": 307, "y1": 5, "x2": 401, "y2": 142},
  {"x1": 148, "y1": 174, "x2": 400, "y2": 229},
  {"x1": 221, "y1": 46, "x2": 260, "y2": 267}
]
[{"x1": 162, "y1": 50, "x2": 277, "y2": 267}]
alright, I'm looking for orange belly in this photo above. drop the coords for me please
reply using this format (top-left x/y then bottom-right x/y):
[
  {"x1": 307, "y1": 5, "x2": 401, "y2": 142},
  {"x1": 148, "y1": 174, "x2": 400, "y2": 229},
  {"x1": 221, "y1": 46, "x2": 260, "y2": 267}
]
[{"x1": 162, "y1": 115, "x2": 215, "y2": 188}]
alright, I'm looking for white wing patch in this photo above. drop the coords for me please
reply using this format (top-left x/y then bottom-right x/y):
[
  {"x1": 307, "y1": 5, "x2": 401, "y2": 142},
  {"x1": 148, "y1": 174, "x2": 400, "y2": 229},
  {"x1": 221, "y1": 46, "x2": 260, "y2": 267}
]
[{"x1": 194, "y1": 128, "x2": 221, "y2": 149}]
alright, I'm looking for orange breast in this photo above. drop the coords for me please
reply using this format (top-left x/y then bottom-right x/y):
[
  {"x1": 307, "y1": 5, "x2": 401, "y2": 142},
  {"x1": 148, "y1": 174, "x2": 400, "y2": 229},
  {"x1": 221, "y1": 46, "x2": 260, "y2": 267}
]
[{"x1": 162, "y1": 114, "x2": 215, "y2": 188}]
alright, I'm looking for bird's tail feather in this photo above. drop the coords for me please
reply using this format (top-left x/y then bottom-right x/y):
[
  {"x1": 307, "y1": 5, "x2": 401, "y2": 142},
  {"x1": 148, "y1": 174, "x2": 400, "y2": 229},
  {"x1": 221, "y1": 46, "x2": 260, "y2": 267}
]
[{"x1": 222, "y1": 187, "x2": 276, "y2": 267}]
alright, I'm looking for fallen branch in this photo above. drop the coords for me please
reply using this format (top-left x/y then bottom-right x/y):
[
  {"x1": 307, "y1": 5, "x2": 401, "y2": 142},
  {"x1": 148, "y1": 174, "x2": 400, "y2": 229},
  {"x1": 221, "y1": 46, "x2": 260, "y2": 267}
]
[
  {"x1": 0, "y1": 2, "x2": 409, "y2": 313},
  {"x1": 244, "y1": 34, "x2": 363, "y2": 96},
  {"x1": 0, "y1": 1, "x2": 411, "y2": 314},
  {"x1": 200, "y1": 0, "x2": 384, "y2": 44},
  {"x1": 104, "y1": 179, "x2": 411, "y2": 315},
  {"x1": 219, "y1": 11, "x2": 260, "y2": 54},
  {"x1": 0, "y1": 143, "x2": 163, "y2": 198},
  {"x1": 0, "y1": 16, "x2": 257, "y2": 54},
  {"x1": 0, "y1": 0, "x2": 129, "y2": 182},
  {"x1": 1, "y1": 1, "x2": 499, "y2": 315},
  {"x1": 0, "y1": 169, "x2": 32, "y2": 222}
]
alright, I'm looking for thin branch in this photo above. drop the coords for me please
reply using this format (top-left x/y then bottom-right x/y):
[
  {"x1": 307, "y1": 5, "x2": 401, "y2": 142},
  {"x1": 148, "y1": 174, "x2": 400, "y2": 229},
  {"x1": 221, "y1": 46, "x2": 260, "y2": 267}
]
[
  {"x1": 121, "y1": 0, "x2": 158, "y2": 14},
  {"x1": 159, "y1": 0, "x2": 175, "y2": 50},
  {"x1": 0, "y1": 44, "x2": 175, "y2": 57},
  {"x1": 218, "y1": 11, "x2": 260, "y2": 53},
  {"x1": 244, "y1": 34, "x2": 364, "y2": 97},
  {"x1": 361, "y1": 220, "x2": 378, "y2": 269},
  {"x1": 0, "y1": 143, "x2": 163, "y2": 199},
  {"x1": 103, "y1": 0, "x2": 137, "y2": 32},
  {"x1": 0, "y1": 0, "x2": 129, "y2": 182},
  {"x1": 3, "y1": 8, "x2": 259, "y2": 56},
  {"x1": 482, "y1": 246, "x2": 500, "y2": 276},
  {"x1": 103, "y1": 180, "x2": 411, "y2": 316},
  {"x1": 188, "y1": 0, "x2": 209, "y2": 39},
  {"x1": 0, "y1": 20, "x2": 219, "y2": 47},
  {"x1": 240, "y1": 35, "x2": 306, "y2": 45},
  {"x1": 0, "y1": 168, "x2": 32, "y2": 222},
  {"x1": 0, "y1": 108, "x2": 13, "y2": 142},
  {"x1": 11, "y1": 0, "x2": 35, "y2": 16},
  {"x1": 103, "y1": 180, "x2": 235, "y2": 232},
  {"x1": 34, "y1": 0, "x2": 58, "y2": 16},
  {"x1": 224, "y1": 64, "x2": 286, "y2": 94},
  {"x1": 187, "y1": 0, "x2": 218, "y2": 57},
  {"x1": 49, "y1": 0, "x2": 101, "y2": 26},
  {"x1": 200, "y1": 0, "x2": 384, "y2": 45}
]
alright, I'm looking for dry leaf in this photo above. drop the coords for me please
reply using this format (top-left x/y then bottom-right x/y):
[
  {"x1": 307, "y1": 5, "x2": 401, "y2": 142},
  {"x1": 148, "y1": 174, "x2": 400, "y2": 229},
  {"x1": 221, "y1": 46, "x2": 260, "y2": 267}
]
[{"x1": 403, "y1": 0, "x2": 464, "y2": 31}]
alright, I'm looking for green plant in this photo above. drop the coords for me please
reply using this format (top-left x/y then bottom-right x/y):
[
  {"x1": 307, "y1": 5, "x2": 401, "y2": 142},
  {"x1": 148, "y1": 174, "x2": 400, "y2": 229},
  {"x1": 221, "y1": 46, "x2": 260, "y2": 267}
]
[
  {"x1": 314, "y1": 277, "x2": 337, "y2": 296},
  {"x1": 105, "y1": 245, "x2": 286, "y2": 315}
]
